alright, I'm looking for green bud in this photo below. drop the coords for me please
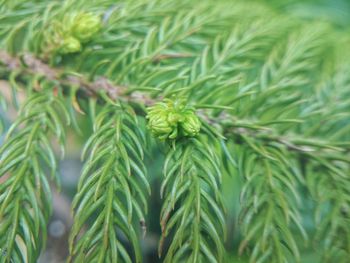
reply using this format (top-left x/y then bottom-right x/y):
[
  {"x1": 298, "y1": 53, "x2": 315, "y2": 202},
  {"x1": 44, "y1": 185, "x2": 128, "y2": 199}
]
[
  {"x1": 167, "y1": 111, "x2": 184, "y2": 125},
  {"x1": 168, "y1": 127, "x2": 178, "y2": 139},
  {"x1": 146, "y1": 98, "x2": 201, "y2": 140},
  {"x1": 181, "y1": 113, "x2": 201, "y2": 136},
  {"x1": 147, "y1": 113, "x2": 172, "y2": 138},
  {"x1": 60, "y1": 36, "x2": 81, "y2": 54},
  {"x1": 71, "y1": 13, "x2": 101, "y2": 42}
]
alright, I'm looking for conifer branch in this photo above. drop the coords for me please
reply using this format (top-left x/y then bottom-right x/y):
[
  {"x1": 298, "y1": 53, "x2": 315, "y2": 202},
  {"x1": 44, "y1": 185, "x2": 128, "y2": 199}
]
[
  {"x1": 68, "y1": 101, "x2": 150, "y2": 263},
  {"x1": 306, "y1": 154, "x2": 350, "y2": 261},
  {"x1": 0, "y1": 85, "x2": 69, "y2": 262},
  {"x1": 159, "y1": 137, "x2": 225, "y2": 262},
  {"x1": 2, "y1": 50, "x2": 348, "y2": 158},
  {"x1": 0, "y1": 50, "x2": 152, "y2": 105},
  {"x1": 237, "y1": 143, "x2": 305, "y2": 263}
]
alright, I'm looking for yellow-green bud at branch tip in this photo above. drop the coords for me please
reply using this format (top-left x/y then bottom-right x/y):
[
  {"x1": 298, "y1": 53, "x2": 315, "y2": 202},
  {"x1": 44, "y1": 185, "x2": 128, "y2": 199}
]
[
  {"x1": 182, "y1": 111, "x2": 202, "y2": 136},
  {"x1": 71, "y1": 12, "x2": 102, "y2": 43},
  {"x1": 146, "y1": 98, "x2": 201, "y2": 140},
  {"x1": 50, "y1": 12, "x2": 101, "y2": 55},
  {"x1": 59, "y1": 36, "x2": 81, "y2": 54}
]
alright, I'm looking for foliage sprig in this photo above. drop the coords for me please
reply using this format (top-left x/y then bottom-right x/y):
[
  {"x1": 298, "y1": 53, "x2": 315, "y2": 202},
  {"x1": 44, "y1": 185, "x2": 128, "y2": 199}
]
[
  {"x1": 159, "y1": 137, "x2": 225, "y2": 262},
  {"x1": 0, "y1": 85, "x2": 68, "y2": 262},
  {"x1": 68, "y1": 100, "x2": 149, "y2": 263}
]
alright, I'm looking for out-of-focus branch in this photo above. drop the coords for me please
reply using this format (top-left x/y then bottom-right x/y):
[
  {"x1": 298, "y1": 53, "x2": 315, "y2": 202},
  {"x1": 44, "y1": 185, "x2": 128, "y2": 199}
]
[{"x1": 0, "y1": 50, "x2": 154, "y2": 105}]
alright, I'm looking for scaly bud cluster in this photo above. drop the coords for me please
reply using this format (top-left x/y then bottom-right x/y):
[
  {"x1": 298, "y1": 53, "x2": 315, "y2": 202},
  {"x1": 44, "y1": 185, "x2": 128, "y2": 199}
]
[
  {"x1": 146, "y1": 98, "x2": 201, "y2": 140},
  {"x1": 71, "y1": 13, "x2": 102, "y2": 43},
  {"x1": 60, "y1": 36, "x2": 82, "y2": 54},
  {"x1": 47, "y1": 12, "x2": 101, "y2": 54}
]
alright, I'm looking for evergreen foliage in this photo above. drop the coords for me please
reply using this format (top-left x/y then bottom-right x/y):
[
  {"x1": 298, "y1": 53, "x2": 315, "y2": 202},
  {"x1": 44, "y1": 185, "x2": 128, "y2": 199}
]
[
  {"x1": 159, "y1": 137, "x2": 225, "y2": 262},
  {"x1": 0, "y1": 0, "x2": 349, "y2": 262},
  {"x1": 69, "y1": 101, "x2": 149, "y2": 263},
  {"x1": 0, "y1": 87, "x2": 68, "y2": 262}
]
